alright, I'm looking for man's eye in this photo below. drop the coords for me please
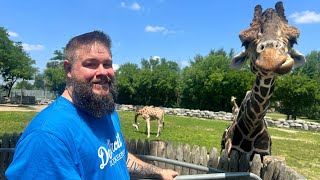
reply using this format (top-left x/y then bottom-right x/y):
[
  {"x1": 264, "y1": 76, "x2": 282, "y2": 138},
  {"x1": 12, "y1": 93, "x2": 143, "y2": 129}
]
[
  {"x1": 103, "y1": 64, "x2": 112, "y2": 68},
  {"x1": 85, "y1": 63, "x2": 98, "y2": 68}
]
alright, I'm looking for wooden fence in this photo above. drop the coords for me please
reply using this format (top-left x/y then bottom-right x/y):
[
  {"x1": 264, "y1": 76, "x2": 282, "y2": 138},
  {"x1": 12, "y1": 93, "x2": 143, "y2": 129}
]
[{"x1": 1, "y1": 133, "x2": 306, "y2": 180}]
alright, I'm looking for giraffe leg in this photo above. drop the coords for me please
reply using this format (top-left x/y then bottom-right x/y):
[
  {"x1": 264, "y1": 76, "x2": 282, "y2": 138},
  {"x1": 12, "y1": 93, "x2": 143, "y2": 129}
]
[
  {"x1": 146, "y1": 118, "x2": 151, "y2": 138},
  {"x1": 156, "y1": 119, "x2": 161, "y2": 137}
]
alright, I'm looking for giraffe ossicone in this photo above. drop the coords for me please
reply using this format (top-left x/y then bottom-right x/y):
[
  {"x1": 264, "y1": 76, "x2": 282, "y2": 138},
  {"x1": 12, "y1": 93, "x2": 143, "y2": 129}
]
[{"x1": 221, "y1": 1, "x2": 306, "y2": 160}]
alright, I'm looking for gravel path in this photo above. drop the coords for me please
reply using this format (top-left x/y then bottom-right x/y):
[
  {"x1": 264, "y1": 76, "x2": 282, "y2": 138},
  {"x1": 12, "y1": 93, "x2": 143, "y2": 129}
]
[{"x1": 0, "y1": 104, "x2": 48, "y2": 112}]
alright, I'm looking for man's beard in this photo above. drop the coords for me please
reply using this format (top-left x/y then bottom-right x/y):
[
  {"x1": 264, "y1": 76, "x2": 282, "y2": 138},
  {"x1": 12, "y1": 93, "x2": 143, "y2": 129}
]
[{"x1": 70, "y1": 76, "x2": 118, "y2": 118}]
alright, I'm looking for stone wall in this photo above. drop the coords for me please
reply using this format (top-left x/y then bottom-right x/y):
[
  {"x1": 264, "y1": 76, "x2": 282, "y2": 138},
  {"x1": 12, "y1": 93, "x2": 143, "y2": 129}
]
[{"x1": 116, "y1": 104, "x2": 320, "y2": 132}]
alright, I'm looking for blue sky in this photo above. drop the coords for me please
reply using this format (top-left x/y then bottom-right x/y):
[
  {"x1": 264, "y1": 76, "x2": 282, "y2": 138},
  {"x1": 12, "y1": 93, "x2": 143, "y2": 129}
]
[{"x1": 1, "y1": 0, "x2": 319, "y2": 73}]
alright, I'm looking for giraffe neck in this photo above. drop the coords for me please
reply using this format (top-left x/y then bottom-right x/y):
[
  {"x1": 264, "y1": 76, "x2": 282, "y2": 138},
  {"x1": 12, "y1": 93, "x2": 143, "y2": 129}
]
[
  {"x1": 237, "y1": 75, "x2": 275, "y2": 133},
  {"x1": 232, "y1": 100, "x2": 238, "y2": 109}
]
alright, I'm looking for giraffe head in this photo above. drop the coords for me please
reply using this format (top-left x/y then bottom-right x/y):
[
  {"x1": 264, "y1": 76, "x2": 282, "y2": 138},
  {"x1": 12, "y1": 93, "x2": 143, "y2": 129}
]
[
  {"x1": 231, "y1": 1, "x2": 305, "y2": 76},
  {"x1": 230, "y1": 96, "x2": 236, "y2": 103}
]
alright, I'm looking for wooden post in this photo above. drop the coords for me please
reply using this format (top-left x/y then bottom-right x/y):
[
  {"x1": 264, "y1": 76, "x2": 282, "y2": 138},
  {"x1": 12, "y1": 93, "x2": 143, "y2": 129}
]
[
  {"x1": 150, "y1": 140, "x2": 159, "y2": 166},
  {"x1": 182, "y1": 144, "x2": 191, "y2": 175},
  {"x1": 129, "y1": 139, "x2": 137, "y2": 154},
  {"x1": 229, "y1": 149, "x2": 239, "y2": 172},
  {"x1": 165, "y1": 141, "x2": 175, "y2": 170},
  {"x1": 263, "y1": 156, "x2": 285, "y2": 180},
  {"x1": 157, "y1": 141, "x2": 167, "y2": 169},
  {"x1": 208, "y1": 147, "x2": 219, "y2": 169},
  {"x1": 217, "y1": 149, "x2": 229, "y2": 171},
  {"x1": 238, "y1": 152, "x2": 250, "y2": 172},
  {"x1": 190, "y1": 145, "x2": 200, "y2": 175},
  {"x1": 198, "y1": 146, "x2": 207, "y2": 174},
  {"x1": 175, "y1": 143, "x2": 183, "y2": 175},
  {"x1": 250, "y1": 154, "x2": 262, "y2": 177},
  {"x1": 136, "y1": 138, "x2": 144, "y2": 155}
]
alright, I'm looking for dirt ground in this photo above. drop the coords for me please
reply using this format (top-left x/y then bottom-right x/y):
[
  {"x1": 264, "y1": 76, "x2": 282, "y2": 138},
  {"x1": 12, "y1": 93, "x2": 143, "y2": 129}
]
[{"x1": 0, "y1": 104, "x2": 48, "y2": 112}]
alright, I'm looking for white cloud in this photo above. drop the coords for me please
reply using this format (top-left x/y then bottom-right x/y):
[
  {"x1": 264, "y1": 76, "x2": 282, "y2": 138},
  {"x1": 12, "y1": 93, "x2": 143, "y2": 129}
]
[
  {"x1": 145, "y1": 25, "x2": 178, "y2": 35},
  {"x1": 120, "y1": 2, "x2": 141, "y2": 11},
  {"x1": 145, "y1": 25, "x2": 166, "y2": 33},
  {"x1": 130, "y1": 2, "x2": 141, "y2": 11},
  {"x1": 152, "y1": 56, "x2": 160, "y2": 60},
  {"x1": 290, "y1": 11, "x2": 320, "y2": 24},
  {"x1": 113, "y1": 64, "x2": 120, "y2": 71},
  {"x1": 180, "y1": 60, "x2": 190, "y2": 69},
  {"x1": 8, "y1": 31, "x2": 18, "y2": 37},
  {"x1": 22, "y1": 43, "x2": 45, "y2": 51}
]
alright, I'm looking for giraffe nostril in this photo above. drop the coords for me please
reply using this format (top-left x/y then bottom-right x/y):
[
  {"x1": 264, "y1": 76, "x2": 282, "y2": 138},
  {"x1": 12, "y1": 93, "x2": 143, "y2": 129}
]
[{"x1": 257, "y1": 43, "x2": 265, "y2": 53}]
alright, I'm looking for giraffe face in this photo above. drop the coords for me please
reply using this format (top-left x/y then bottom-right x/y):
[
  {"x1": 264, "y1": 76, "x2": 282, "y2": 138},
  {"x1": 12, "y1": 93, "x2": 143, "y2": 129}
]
[{"x1": 231, "y1": 2, "x2": 306, "y2": 76}]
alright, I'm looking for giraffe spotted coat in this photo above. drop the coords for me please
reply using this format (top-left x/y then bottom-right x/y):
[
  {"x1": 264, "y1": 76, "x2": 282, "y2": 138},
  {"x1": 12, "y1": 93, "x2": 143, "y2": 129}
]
[
  {"x1": 133, "y1": 106, "x2": 165, "y2": 138},
  {"x1": 221, "y1": 1, "x2": 305, "y2": 160}
]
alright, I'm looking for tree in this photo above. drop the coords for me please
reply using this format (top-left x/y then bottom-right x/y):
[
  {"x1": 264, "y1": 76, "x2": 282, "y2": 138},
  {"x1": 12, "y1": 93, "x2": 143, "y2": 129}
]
[
  {"x1": 0, "y1": 27, "x2": 37, "y2": 97},
  {"x1": 115, "y1": 63, "x2": 140, "y2": 104},
  {"x1": 15, "y1": 80, "x2": 33, "y2": 90},
  {"x1": 274, "y1": 74, "x2": 319, "y2": 119},
  {"x1": 43, "y1": 49, "x2": 66, "y2": 95}
]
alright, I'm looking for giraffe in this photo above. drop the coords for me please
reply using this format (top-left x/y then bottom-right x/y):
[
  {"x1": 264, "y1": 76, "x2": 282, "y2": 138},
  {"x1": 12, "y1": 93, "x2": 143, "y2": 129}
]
[
  {"x1": 221, "y1": 1, "x2": 305, "y2": 159},
  {"x1": 230, "y1": 96, "x2": 239, "y2": 122},
  {"x1": 132, "y1": 106, "x2": 165, "y2": 138}
]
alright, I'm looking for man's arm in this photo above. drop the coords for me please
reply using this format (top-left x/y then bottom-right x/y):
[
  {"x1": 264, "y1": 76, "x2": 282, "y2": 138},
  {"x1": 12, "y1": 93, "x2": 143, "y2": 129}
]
[{"x1": 127, "y1": 152, "x2": 178, "y2": 180}]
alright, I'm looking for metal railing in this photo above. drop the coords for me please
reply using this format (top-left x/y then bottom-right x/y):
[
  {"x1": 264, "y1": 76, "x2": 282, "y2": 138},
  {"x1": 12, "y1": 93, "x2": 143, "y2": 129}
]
[
  {"x1": 136, "y1": 155, "x2": 262, "y2": 180},
  {"x1": 0, "y1": 148, "x2": 262, "y2": 180}
]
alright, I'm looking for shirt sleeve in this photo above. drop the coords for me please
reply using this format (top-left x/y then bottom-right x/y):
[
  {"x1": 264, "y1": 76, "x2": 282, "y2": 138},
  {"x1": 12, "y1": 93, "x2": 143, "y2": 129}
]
[{"x1": 5, "y1": 130, "x2": 81, "y2": 180}]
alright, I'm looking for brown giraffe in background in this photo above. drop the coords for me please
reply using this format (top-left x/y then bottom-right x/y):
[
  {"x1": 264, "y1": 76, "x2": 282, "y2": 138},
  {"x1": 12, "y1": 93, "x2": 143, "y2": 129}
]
[
  {"x1": 132, "y1": 106, "x2": 165, "y2": 138},
  {"x1": 230, "y1": 96, "x2": 239, "y2": 122},
  {"x1": 221, "y1": 1, "x2": 306, "y2": 159}
]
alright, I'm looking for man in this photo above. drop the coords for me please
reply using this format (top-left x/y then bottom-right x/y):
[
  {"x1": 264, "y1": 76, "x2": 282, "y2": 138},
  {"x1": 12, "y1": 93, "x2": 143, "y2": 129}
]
[{"x1": 6, "y1": 31, "x2": 178, "y2": 179}]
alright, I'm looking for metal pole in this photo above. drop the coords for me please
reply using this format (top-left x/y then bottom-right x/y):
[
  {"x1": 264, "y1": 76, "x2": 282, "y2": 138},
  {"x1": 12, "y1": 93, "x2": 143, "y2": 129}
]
[
  {"x1": 136, "y1": 155, "x2": 224, "y2": 173},
  {"x1": 135, "y1": 155, "x2": 262, "y2": 180}
]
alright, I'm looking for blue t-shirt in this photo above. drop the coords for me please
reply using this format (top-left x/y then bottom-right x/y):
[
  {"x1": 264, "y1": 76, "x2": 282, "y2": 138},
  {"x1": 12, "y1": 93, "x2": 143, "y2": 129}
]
[{"x1": 5, "y1": 96, "x2": 130, "y2": 179}]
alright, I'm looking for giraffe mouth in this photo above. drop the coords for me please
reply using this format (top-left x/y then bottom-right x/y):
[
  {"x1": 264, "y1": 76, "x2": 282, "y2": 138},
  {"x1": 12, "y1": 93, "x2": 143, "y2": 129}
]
[
  {"x1": 255, "y1": 48, "x2": 294, "y2": 75},
  {"x1": 274, "y1": 55, "x2": 295, "y2": 74}
]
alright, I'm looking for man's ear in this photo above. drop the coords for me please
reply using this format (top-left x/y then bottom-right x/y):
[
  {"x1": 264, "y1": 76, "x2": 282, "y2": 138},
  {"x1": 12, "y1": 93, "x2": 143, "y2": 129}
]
[{"x1": 64, "y1": 60, "x2": 72, "y2": 78}]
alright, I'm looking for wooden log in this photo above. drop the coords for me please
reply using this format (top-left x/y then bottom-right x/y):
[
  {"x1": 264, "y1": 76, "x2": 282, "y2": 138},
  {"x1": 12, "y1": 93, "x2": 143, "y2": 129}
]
[
  {"x1": 150, "y1": 140, "x2": 159, "y2": 166},
  {"x1": 182, "y1": 144, "x2": 191, "y2": 175},
  {"x1": 129, "y1": 139, "x2": 137, "y2": 154},
  {"x1": 283, "y1": 166, "x2": 307, "y2": 180},
  {"x1": 250, "y1": 154, "x2": 262, "y2": 177},
  {"x1": 238, "y1": 152, "x2": 250, "y2": 172},
  {"x1": 198, "y1": 146, "x2": 207, "y2": 174},
  {"x1": 271, "y1": 156, "x2": 286, "y2": 180},
  {"x1": 208, "y1": 147, "x2": 219, "y2": 169},
  {"x1": 228, "y1": 149, "x2": 239, "y2": 172},
  {"x1": 190, "y1": 145, "x2": 200, "y2": 175},
  {"x1": 175, "y1": 143, "x2": 183, "y2": 174},
  {"x1": 277, "y1": 161, "x2": 287, "y2": 180},
  {"x1": 143, "y1": 139, "x2": 151, "y2": 164},
  {"x1": 125, "y1": 139, "x2": 130, "y2": 151},
  {"x1": 136, "y1": 138, "x2": 144, "y2": 155},
  {"x1": 157, "y1": 141, "x2": 167, "y2": 169},
  {"x1": 263, "y1": 156, "x2": 285, "y2": 180},
  {"x1": 165, "y1": 141, "x2": 175, "y2": 170},
  {"x1": 217, "y1": 149, "x2": 229, "y2": 171}
]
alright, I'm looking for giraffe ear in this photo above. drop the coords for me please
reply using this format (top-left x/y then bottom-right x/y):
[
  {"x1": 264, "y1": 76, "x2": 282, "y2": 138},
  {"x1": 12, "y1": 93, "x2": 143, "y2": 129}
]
[
  {"x1": 290, "y1": 48, "x2": 306, "y2": 68},
  {"x1": 230, "y1": 51, "x2": 247, "y2": 70}
]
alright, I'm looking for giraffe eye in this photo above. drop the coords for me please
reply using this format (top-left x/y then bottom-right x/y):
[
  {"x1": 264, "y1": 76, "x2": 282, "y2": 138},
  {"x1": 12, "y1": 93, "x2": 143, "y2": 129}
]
[{"x1": 242, "y1": 41, "x2": 250, "y2": 49}]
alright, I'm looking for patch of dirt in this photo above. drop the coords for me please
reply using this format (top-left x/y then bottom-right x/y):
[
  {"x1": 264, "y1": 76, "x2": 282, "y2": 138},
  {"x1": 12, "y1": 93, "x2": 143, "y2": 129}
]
[
  {"x1": 271, "y1": 136, "x2": 314, "y2": 144},
  {"x1": 0, "y1": 104, "x2": 48, "y2": 112},
  {"x1": 270, "y1": 127, "x2": 298, "y2": 133}
]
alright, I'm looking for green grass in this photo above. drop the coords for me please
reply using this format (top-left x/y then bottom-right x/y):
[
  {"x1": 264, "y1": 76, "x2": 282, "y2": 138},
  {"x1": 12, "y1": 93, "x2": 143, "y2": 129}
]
[
  {"x1": 1, "y1": 110, "x2": 319, "y2": 179},
  {"x1": 0, "y1": 111, "x2": 38, "y2": 134}
]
